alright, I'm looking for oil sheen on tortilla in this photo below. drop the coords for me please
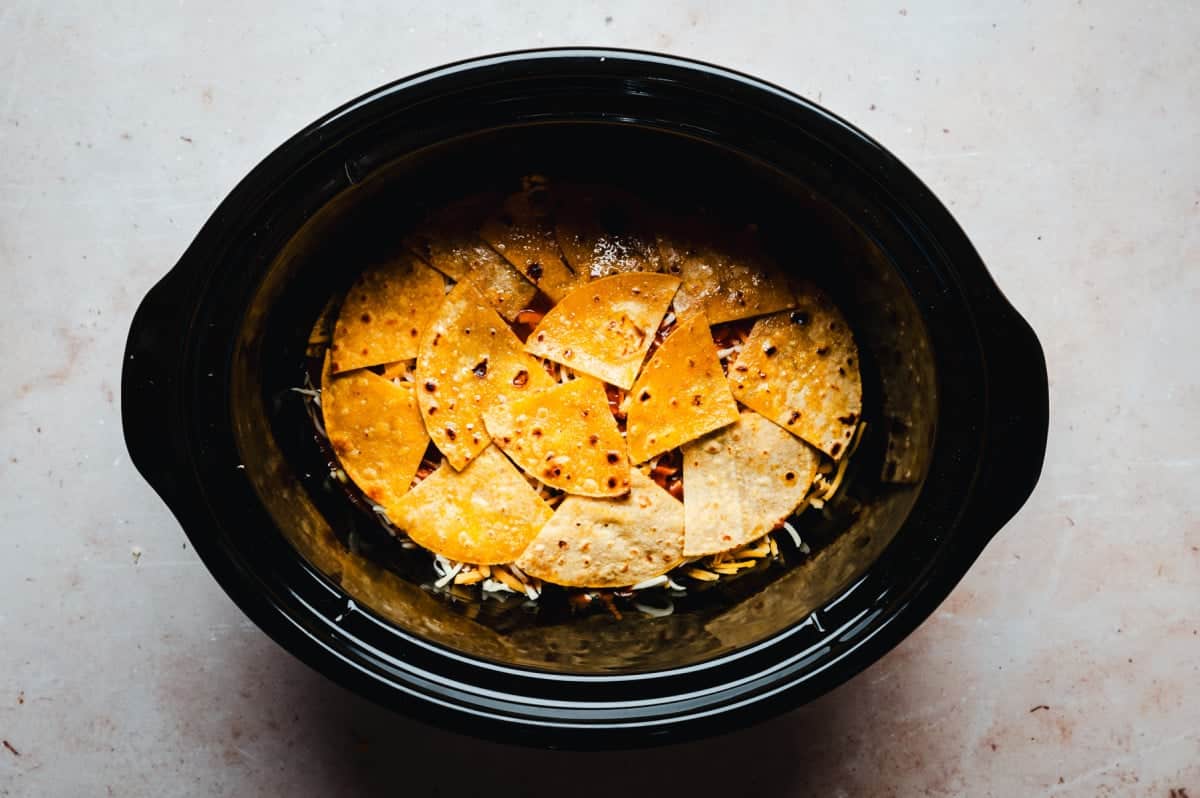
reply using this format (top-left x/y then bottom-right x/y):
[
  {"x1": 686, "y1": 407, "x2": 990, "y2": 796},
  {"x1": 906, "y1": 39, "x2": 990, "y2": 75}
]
[
  {"x1": 480, "y1": 188, "x2": 582, "y2": 302},
  {"x1": 404, "y1": 194, "x2": 538, "y2": 322},
  {"x1": 655, "y1": 223, "x2": 796, "y2": 325},
  {"x1": 554, "y1": 184, "x2": 663, "y2": 278}
]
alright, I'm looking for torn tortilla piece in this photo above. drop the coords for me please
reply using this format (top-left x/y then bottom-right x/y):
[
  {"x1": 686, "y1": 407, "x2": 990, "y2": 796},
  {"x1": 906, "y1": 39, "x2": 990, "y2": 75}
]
[
  {"x1": 415, "y1": 280, "x2": 555, "y2": 469},
  {"x1": 385, "y1": 445, "x2": 552, "y2": 565},
  {"x1": 321, "y1": 354, "x2": 430, "y2": 507},
  {"x1": 483, "y1": 376, "x2": 631, "y2": 497},
  {"x1": 404, "y1": 194, "x2": 538, "y2": 321},
  {"x1": 331, "y1": 255, "x2": 446, "y2": 372},
  {"x1": 524, "y1": 272, "x2": 680, "y2": 390},
  {"x1": 480, "y1": 188, "x2": 582, "y2": 302},
  {"x1": 514, "y1": 469, "x2": 684, "y2": 588},
  {"x1": 656, "y1": 224, "x2": 796, "y2": 324},
  {"x1": 682, "y1": 411, "x2": 820, "y2": 557},
  {"x1": 727, "y1": 283, "x2": 862, "y2": 458},
  {"x1": 625, "y1": 311, "x2": 740, "y2": 463}
]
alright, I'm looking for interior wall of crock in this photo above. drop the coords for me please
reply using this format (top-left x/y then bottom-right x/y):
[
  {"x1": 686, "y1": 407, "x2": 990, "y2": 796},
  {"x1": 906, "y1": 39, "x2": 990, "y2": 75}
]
[{"x1": 230, "y1": 123, "x2": 939, "y2": 673}]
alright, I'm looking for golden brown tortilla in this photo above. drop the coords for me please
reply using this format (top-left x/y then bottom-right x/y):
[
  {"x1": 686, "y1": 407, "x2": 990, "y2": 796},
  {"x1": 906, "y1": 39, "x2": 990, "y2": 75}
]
[
  {"x1": 524, "y1": 272, "x2": 680, "y2": 390},
  {"x1": 321, "y1": 355, "x2": 429, "y2": 506},
  {"x1": 554, "y1": 185, "x2": 663, "y2": 278},
  {"x1": 415, "y1": 280, "x2": 555, "y2": 469},
  {"x1": 384, "y1": 445, "x2": 553, "y2": 565},
  {"x1": 480, "y1": 187, "x2": 582, "y2": 302},
  {"x1": 682, "y1": 411, "x2": 820, "y2": 557},
  {"x1": 404, "y1": 194, "x2": 538, "y2": 321},
  {"x1": 483, "y1": 376, "x2": 631, "y2": 497},
  {"x1": 331, "y1": 255, "x2": 446, "y2": 372},
  {"x1": 680, "y1": 427, "x2": 744, "y2": 558},
  {"x1": 656, "y1": 224, "x2": 795, "y2": 325},
  {"x1": 625, "y1": 311, "x2": 740, "y2": 463},
  {"x1": 727, "y1": 283, "x2": 862, "y2": 458},
  {"x1": 514, "y1": 469, "x2": 684, "y2": 588}
]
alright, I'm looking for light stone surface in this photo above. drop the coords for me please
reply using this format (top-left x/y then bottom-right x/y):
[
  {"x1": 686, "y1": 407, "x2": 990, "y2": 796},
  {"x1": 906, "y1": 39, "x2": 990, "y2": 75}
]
[{"x1": 1, "y1": 1, "x2": 1197, "y2": 795}]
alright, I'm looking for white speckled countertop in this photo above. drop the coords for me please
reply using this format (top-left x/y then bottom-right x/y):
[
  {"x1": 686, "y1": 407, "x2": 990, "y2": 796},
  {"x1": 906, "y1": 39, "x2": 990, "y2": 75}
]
[{"x1": 2, "y1": 1, "x2": 1197, "y2": 795}]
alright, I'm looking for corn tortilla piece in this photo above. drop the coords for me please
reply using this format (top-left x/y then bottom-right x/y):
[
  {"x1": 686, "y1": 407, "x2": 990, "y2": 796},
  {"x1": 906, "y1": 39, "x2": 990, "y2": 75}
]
[
  {"x1": 514, "y1": 469, "x2": 684, "y2": 588},
  {"x1": 554, "y1": 185, "x2": 663, "y2": 278},
  {"x1": 404, "y1": 194, "x2": 499, "y2": 282},
  {"x1": 404, "y1": 194, "x2": 538, "y2": 322},
  {"x1": 626, "y1": 311, "x2": 740, "y2": 463},
  {"x1": 320, "y1": 354, "x2": 429, "y2": 506},
  {"x1": 524, "y1": 273, "x2": 681, "y2": 390},
  {"x1": 461, "y1": 249, "x2": 540, "y2": 323},
  {"x1": 384, "y1": 445, "x2": 552, "y2": 565},
  {"x1": 480, "y1": 189, "x2": 582, "y2": 302},
  {"x1": 682, "y1": 411, "x2": 820, "y2": 557},
  {"x1": 415, "y1": 281, "x2": 555, "y2": 470},
  {"x1": 727, "y1": 284, "x2": 862, "y2": 458},
  {"x1": 483, "y1": 376, "x2": 631, "y2": 497},
  {"x1": 680, "y1": 428, "x2": 744, "y2": 559},
  {"x1": 656, "y1": 224, "x2": 795, "y2": 325},
  {"x1": 331, "y1": 255, "x2": 446, "y2": 373}
]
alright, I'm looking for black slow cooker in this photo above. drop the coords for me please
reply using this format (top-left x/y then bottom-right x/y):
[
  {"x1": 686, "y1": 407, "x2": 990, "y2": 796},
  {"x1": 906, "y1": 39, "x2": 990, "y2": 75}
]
[{"x1": 122, "y1": 49, "x2": 1049, "y2": 749}]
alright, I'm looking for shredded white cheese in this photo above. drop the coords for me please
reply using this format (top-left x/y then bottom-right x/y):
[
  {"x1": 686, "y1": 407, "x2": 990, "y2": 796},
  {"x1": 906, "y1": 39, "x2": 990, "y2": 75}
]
[
  {"x1": 434, "y1": 561, "x2": 463, "y2": 588},
  {"x1": 782, "y1": 520, "x2": 803, "y2": 549},
  {"x1": 631, "y1": 574, "x2": 668, "y2": 591},
  {"x1": 634, "y1": 599, "x2": 675, "y2": 618}
]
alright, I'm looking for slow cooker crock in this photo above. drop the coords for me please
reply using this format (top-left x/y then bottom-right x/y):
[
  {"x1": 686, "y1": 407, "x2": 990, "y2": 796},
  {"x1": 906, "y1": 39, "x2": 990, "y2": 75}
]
[{"x1": 122, "y1": 48, "x2": 1049, "y2": 749}]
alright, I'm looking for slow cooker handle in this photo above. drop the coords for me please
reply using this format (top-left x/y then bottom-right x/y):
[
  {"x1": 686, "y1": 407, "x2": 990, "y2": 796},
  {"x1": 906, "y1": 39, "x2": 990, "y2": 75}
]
[
  {"x1": 972, "y1": 299, "x2": 1050, "y2": 534},
  {"x1": 121, "y1": 266, "x2": 192, "y2": 508}
]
